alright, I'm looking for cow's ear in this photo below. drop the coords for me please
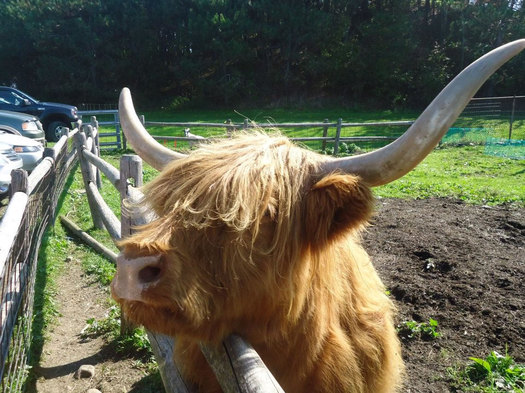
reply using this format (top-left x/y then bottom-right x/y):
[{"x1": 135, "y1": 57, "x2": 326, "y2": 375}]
[{"x1": 303, "y1": 173, "x2": 374, "y2": 244}]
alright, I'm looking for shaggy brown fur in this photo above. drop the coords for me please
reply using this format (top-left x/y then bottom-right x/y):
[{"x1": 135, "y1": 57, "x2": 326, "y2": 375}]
[{"x1": 115, "y1": 133, "x2": 404, "y2": 392}]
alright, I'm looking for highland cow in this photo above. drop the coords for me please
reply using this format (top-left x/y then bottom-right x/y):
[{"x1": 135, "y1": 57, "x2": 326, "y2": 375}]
[{"x1": 111, "y1": 40, "x2": 525, "y2": 393}]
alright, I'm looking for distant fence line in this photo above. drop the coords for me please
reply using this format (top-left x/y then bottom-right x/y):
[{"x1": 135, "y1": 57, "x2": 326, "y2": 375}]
[
  {"x1": 145, "y1": 118, "x2": 414, "y2": 154},
  {"x1": 80, "y1": 95, "x2": 524, "y2": 152}
]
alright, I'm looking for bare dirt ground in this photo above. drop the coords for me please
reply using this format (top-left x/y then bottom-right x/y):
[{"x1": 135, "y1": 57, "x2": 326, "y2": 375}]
[
  {"x1": 30, "y1": 197, "x2": 524, "y2": 392},
  {"x1": 365, "y1": 198, "x2": 524, "y2": 392}
]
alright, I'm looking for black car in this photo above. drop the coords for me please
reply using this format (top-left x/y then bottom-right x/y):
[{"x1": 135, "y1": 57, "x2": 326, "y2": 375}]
[{"x1": 0, "y1": 86, "x2": 79, "y2": 142}]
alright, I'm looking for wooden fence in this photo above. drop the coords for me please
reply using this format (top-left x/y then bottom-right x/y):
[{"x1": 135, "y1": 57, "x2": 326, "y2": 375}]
[
  {"x1": 144, "y1": 118, "x2": 413, "y2": 155},
  {"x1": 78, "y1": 110, "x2": 122, "y2": 150},
  {"x1": 0, "y1": 122, "x2": 80, "y2": 392},
  {"x1": 79, "y1": 109, "x2": 413, "y2": 153},
  {"x1": 0, "y1": 118, "x2": 285, "y2": 392}
]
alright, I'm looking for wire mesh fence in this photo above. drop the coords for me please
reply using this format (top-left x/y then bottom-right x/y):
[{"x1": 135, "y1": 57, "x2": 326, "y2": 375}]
[{"x1": 485, "y1": 138, "x2": 525, "y2": 160}]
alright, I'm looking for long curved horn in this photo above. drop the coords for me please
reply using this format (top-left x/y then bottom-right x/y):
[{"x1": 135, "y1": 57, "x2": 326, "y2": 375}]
[
  {"x1": 119, "y1": 87, "x2": 187, "y2": 170},
  {"x1": 320, "y1": 39, "x2": 525, "y2": 186}
]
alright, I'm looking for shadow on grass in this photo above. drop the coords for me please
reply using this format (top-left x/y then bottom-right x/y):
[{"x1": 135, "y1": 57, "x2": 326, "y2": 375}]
[{"x1": 129, "y1": 371, "x2": 165, "y2": 393}]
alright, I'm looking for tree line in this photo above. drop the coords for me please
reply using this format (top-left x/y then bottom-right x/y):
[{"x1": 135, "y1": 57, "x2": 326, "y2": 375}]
[{"x1": 0, "y1": 0, "x2": 523, "y2": 109}]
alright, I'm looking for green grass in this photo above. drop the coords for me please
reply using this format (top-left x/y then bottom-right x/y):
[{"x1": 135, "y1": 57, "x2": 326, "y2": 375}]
[
  {"x1": 145, "y1": 106, "x2": 419, "y2": 124},
  {"x1": 375, "y1": 145, "x2": 525, "y2": 207},
  {"x1": 82, "y1": 304, "x2": 156, "y2": 364}
]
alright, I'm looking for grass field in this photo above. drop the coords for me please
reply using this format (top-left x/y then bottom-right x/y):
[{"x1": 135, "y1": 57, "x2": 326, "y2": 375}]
[{"x1": 375, "y1": 145, "x2": 525, "y2": 206}]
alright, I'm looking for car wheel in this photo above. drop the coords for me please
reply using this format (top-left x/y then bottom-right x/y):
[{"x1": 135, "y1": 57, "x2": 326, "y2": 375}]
[{"x1": 46, "y1": 121, "x2": 68, "y2": 142}]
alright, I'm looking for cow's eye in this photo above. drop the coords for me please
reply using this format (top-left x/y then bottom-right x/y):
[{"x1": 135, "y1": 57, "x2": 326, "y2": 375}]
[{"x1": 264, "y1": 205, "x2": 277, "y2": 220}]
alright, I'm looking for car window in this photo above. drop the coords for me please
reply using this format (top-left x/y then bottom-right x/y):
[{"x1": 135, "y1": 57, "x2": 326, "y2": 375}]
[
  {"x1": 0, "y1": 91, "x2": 15, "y2": 104},
  {"x1": 0, "y1": 90, "x2": 26, "y2": 106}
]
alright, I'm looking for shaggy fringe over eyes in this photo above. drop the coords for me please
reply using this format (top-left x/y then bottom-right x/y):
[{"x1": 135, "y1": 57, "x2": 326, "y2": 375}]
[{"x1": 137, "y1": 131, "x2": 324, "y2": 260}]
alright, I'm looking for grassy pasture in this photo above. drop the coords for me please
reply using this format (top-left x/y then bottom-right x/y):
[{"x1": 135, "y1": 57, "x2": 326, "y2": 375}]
[{"x1": 375, "y1": 145, "x2": 524, "y2": 206}]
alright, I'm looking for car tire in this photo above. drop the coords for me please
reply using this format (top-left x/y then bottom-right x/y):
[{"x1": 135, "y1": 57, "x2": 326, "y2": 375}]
[{"x1": 46, "y1": 121, "x2": 68, "y2": 142}]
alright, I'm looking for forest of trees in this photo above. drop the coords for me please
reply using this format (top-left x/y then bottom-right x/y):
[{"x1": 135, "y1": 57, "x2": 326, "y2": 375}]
[{"x1": 0, "y1": 0, "x2": 524, "y2": 109}]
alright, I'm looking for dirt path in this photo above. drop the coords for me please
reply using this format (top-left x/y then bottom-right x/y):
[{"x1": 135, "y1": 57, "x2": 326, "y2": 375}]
[{"x1": 30, "y1": 256, "x2": 153, "y2": 393}]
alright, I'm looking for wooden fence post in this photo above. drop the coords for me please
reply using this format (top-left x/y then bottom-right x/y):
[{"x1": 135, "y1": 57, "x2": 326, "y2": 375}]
[
  {"x1": 90, "y1": 116, "x2": 102, "y2": 189},
  {"x1": 73, "y1": 130, "x2": 105, "y2": 229},
  {"x1": 119, "y1": 154, "x2": 143, "y2": 335},
  {"x1": 42, "y1": 148, "x2": 59, "y2": 220},
  {"x1": 82, "y1": 124, "x2": 97, "y2": 181},
  {"x1": 226, "y1": 119, "x2": 234, "y2": 137},
  {"x1": 9, "y1": 169, "x2": 28, "y2": 196},
  {"x1": 116, "y1": 111, "x2": 124, "y2": 150},
  {"x1": 322, "y1": 118, "x2": 329, "y2": 152},
  {"x1": 119, "y1": 155, "x2": 143, "y2": 238},
  {"x1": 333, "y1": 118, "x2": 343, "y2": 155},
  {"x1": 509, "y1": 94, "x2": 516, "y2": 140}
]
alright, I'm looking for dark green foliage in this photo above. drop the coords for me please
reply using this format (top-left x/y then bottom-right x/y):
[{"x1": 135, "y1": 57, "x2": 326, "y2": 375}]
[{"x1": 0, "y1": 1, "x2": 523, "y2": 107}]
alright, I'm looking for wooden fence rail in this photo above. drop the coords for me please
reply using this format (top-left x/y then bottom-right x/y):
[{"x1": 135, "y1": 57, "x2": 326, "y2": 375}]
[
  {"x1": 78, "y1": 110, "x2": 122, "y2": 149},
  {"x1": 145, "y1": 118, "x2": 412, "y2": 154}
]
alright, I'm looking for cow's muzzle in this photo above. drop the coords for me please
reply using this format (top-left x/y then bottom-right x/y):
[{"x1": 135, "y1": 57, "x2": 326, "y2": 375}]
[{"x1": 111, "y1": 253, "x2": 163, "y2": 302}]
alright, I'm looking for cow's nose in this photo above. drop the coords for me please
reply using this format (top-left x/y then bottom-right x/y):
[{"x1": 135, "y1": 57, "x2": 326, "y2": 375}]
[{"x1": 111, "y1": 253, "x2": 163, "y2": 301}]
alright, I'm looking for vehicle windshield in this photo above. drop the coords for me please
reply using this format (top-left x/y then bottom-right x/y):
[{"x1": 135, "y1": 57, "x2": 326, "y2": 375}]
[
  {"x1": 0, "y1": 89, "x2": 37, "y2": 106},
  {"x1": 14, "y1": 89, "x2": 39, "y2": 103}
]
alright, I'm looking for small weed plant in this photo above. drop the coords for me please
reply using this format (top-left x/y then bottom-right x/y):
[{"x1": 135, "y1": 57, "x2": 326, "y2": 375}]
[
  {"x1": 398, "y1": 318, "x2": 441, "y2": 340},
  {"x1": 449, "y1": 350, "x2": 525, "y2": 392},
  {"x1": 82, "y1": 304, "x2": 154, "y2": 362}
]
